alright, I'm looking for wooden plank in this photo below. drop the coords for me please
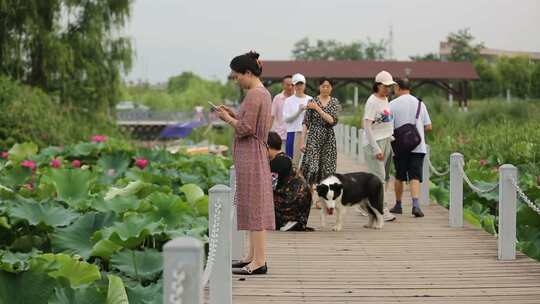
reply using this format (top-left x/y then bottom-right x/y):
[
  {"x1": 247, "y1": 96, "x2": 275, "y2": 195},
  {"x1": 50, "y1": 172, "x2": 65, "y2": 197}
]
[{"x1": 223, "y1": 152, "x2": 540, "y2": 304}]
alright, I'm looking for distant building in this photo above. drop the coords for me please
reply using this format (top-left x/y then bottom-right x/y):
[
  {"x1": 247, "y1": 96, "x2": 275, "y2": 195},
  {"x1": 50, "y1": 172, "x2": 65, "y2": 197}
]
[{"x1": 439, "y1": 42, "x2": 540, "y2": 62}]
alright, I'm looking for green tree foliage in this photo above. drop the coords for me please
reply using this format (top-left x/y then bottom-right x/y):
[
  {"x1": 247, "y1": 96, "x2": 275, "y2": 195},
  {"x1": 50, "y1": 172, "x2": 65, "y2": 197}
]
[
  {"x1": 0, "y1": 0, "x2": 133, "y2": 112},
  {"x1": 292, "y1": 37, "x2": 387, "y2": 60},
  {"x1": 530, "y1": 62, "x2": 540, "y2": 98},
  {"x1": 471, "y1": 58, "x2": 501, "y2": 98},
  {"x1": 409, "y1": 53, "x2": 440, "y2": 61},
  {"x1": 0, "y1": 77, "x2": 123, "y2": 148},
  {"x1": 496, "y1": 56, "x2": 534, "y2": 99},
  {"x1": 445, "y1": 28, "x2": 484, "y2": 62}
]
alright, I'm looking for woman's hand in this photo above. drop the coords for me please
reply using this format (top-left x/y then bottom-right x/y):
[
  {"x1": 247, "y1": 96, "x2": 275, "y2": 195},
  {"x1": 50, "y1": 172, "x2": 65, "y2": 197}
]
[
  {"x1": 306, "y1": 101, "x2": 320, "y2": 112},
  {"x1": 216, "y1": 107, "x2": 232, "y2": 123},
  {"x1": 218, "y1": 105, "x2": 236, "y2": 118},
  {"x1": 375, "y1": 153, "x2": 384, "y2": 161},
  {"x1": 300, "y1": 144, "x2": 306, "y2": 153}
]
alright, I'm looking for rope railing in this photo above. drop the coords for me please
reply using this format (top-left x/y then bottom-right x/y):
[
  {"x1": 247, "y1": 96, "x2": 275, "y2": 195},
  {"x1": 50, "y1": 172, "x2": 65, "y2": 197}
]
[
  {"x1": 427, "y1": 158, "x2": 450, "y2": 177},
  {"x1": 202, "y1": 197, "x2": 223, "y2": 286},
  {"x1": 458, "y1": 161, "x2": 499, "y2": 194},
  {"x1": 163, "y1": 184, "x2": 232, "y2": 304},
  {"x1": 510, "y1": 177, "x2": 540, "y2": 215},
  {"x1": 169, "y1": 265, "x2": 186, "y2": 304}
]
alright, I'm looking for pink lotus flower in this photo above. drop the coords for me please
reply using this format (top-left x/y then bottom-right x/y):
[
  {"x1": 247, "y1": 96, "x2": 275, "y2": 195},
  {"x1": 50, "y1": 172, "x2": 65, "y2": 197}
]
[
  {"x1": 479, "y1": 159, "x2": 487, "y2": 166},
  {"x1": 383, "y1": 110, "x2": 390, "y2": 115},
  {"x1": 72, "y1": 160, "x2": 81, "y2": 168},
  {"x1": 0, "y1": 151, "x2": 8, "y2": 159},
  {"x1": 135, "y1": 158, "x2": 149, "y2": 170},
  {"x1": 23, "y1": 183, "x2": 34, "y2": 191},
  {"x1": 21, "y1": 160, "x2": 37, "y2": 171},
  {"x1": 91, "y1": 135, "x2": 108, "y2": 143},
  {"x1": 50, "y1": 159, "x2": 61, "y2": 169}
]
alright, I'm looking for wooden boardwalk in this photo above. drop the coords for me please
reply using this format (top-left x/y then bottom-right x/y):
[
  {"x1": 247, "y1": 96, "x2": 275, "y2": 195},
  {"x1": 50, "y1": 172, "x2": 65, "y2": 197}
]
[{"x1": 231, "y1": 152, "x2": 540, "y2": 304}]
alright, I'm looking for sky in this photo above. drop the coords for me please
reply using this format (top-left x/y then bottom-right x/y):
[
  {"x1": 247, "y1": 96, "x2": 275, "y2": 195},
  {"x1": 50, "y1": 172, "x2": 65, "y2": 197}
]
[{"x1": 125, "y1": 0, "x2": 540, "y2": 83}]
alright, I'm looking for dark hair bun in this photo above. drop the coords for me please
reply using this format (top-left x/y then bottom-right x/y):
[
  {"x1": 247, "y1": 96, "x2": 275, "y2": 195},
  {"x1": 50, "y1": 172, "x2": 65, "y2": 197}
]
[
  {"x1": 230, "y1": 51, "x2": 263, "y2": 77},
  {"x1": 246, "y1": 51, "x2": 260, "y2": 60}
]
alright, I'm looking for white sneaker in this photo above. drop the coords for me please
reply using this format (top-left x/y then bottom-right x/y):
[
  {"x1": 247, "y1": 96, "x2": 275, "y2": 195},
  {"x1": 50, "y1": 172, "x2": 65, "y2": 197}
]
[
  {"x1": 280, "y1": 221, "x2": 298, "y2": 231},
  {"x1": 383, "y1": 208, "x2": 396, "y2": 222},
  {"x1": 354, "y1": 205, "x2": 368, "y2": 216}
]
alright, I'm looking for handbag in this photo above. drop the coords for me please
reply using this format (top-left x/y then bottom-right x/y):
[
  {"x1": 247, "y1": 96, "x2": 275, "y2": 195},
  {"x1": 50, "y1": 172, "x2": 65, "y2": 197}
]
[{"x1": 391, "y1": 99, "x2": 422, "y2": 155}]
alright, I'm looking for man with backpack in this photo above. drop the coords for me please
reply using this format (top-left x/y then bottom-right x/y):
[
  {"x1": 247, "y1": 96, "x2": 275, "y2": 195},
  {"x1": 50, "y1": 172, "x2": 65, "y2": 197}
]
[{"x1": 389, "y1": 79, "x2": 432, "y2": 217}]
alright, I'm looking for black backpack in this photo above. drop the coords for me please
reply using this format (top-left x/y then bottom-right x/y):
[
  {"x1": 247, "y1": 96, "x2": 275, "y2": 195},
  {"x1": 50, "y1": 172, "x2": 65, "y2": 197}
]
[{"x1": 391, "y1": 99, "x2": 422, "y2": 155}]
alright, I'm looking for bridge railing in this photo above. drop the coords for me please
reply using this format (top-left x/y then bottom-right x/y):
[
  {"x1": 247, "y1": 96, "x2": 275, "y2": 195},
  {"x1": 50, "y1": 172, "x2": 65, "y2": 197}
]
[
  {"x1": 161, "y1": 124, "x2": 540, "y2": 303},
  {"x1": 117, "y1": 110, "x2": 191, "y2": 122},
  {"x1": 337, "y1": 122, "x2": 540, "y2": 261},
  {"x1": 162, "y1": 166, "x2": 242, "y2": 304}
]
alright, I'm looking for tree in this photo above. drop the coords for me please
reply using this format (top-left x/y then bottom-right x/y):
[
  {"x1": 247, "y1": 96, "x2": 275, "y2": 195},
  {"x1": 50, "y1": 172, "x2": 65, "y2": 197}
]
[
  {"x1": 409, "y1": 53, "x2": 440, "y2": 61},
  {"x1": 445, "y1": 28, "x2": 484, "y2": 62},
  {"x1": 472, "y1": 58, "x2": 501, "y2": 98},
  {"x1": 530, "y1": 62, "x2": 540, "y2": 99},
  {"x1": 0, "y1": 0, "x2": 133, "y2": 112},
  {"x1": 291, "y1": 37, "x2": 387, "y2": 60},
  {"x1": 496, "y1": 56, "x2": 533, "y2": 99}
]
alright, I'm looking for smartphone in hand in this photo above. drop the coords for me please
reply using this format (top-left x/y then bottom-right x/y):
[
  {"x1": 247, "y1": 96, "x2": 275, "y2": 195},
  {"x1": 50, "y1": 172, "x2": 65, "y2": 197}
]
[{"x1": 208, "y1": 101, "x2": 219, "y2": 110}]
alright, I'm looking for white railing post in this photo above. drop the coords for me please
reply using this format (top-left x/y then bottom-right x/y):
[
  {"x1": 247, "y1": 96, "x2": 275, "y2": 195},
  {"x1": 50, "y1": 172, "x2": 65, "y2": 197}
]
[
  {"x1": 208, "y1": 185, "x2": 232, "y2": 304},
  {"x1": 229, "y1": 166, "x2": 245, "y2": 262},
  {"x1": 336, "y1": 124, "x2": 343, "y2": 152},
  {"x1": 163, "y1": 237, "x2": 204, "y2": 304},
  {"x1": 420, "y1": 145, "x2": 431, "y2": 206},
  {"x1": 449, "y1": 153, "x2": 464, "y2": 228},
  {"x1": 344, "y1": 125, "x2": 350, "y2": 156},
  {"x1": 350, "y1": 126, "x2": 357, "y2": 157},
  {"x1": 357, "y1": 128, "x2": 365, "y2": 163},
  {"x1": 498, "y1": 164, "x2": 517, "y2": 260}
]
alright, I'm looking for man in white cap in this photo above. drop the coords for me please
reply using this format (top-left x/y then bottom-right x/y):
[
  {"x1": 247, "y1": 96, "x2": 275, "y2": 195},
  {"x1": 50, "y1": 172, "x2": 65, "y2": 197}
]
[
  {"x1": 283, "y1": 73, "x2": 312, "y2": 168},
  {"x1": 360, "y1": 70, "x2": 397, "y2": 222}
]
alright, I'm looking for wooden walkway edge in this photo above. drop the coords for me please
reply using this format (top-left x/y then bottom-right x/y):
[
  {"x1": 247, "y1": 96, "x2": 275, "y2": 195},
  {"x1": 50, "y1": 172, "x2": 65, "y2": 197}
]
[{"x1": 231, "y1": 152, "x2": 540, "y2": 304}]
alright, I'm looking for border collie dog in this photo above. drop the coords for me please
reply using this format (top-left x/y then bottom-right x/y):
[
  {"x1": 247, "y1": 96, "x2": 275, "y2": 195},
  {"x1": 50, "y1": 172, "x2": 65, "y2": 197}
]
[{"x1": 315, "y1": 172, "x2": 384, "y2": 231}]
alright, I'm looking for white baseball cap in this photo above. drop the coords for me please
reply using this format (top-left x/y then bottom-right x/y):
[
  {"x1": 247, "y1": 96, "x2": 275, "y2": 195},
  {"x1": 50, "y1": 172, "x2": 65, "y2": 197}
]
[
  {"x1": 375, "y1": 70, "x2": 396, "y2": 86},
  {"x1": 292, "y1": 73, "x2": 306, "y2": 85}
]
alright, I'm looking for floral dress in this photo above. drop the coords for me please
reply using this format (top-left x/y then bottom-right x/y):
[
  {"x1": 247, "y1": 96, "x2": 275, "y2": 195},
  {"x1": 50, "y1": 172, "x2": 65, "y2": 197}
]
[{"x1": 300, "y1": 97, "x2": 340, "y2": 185}]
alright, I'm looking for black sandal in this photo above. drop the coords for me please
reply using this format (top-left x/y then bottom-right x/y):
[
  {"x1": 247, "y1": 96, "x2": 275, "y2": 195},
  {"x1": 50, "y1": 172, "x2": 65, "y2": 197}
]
[
  {"x1": 232, "y1": 260, "x2": 251, "y2": 268},
  {"x1": 232, "y1": 263, "x2": 268, "y2": 275}
]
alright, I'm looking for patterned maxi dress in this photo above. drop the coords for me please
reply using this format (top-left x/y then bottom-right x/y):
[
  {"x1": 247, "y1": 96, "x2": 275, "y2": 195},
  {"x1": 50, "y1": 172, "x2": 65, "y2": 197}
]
[
  {"x1": 300, "y1": 97, "x2": 340, "y2": 185},
  {"x1": 233, "y1": 85, "x2": 275, "y2": 231}
]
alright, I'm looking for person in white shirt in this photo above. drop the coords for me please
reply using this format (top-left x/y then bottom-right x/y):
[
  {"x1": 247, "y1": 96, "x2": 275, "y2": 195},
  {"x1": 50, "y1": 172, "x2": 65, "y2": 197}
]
[
  {"x1": 389, "y1": 78, "x2": 432, "y2": 218},
  {"x1": 362, "y1": 70, "x2": 396, "y2": 222},
  {"x1": 283, "y1": 73, "x2": 312, "y2": 168},
  {"x1": 270, "y1": 75, "x2": 294, "y2": 149}
]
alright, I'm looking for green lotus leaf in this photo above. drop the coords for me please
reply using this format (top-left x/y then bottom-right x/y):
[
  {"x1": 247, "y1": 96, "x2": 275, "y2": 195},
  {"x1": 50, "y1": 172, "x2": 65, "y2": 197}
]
[
  {"x1": 48, "y1": 284, "x2": 106, "y2": 304},
  {"x1": 179, "y1": 183, "x2": 205, "y2": 204},
  {"x1": 0, "y1": 270, "x2": 57, "y2": 304},
  {"x1": 70, "y1": 142, "x2": 97, "y2": 157},
  {"x1": 104, "y1": 181, "x2": 145, "y2": 201},
  {"x1": 110, "y1": 249, "x2": 162, "y2": 281},
  {"x1": 126, "y1": 281, "x2": 162, "y2": 304},
  {"x1": 30, "y1": 253, "x2": 101, "y2": 287},
  {"x1": 90, "y1": 239, "x2": 123, "y2": 260},
  {"x1": 106, "y1": 274, "x2": 129, "y2": 304},
  {"x1": 0, "y1": 249, "x2": 40, "y2": 273},
  {"x1": 49, "y1": 169, "x2": 93, "y2": 205},
  {"x1": 7, "y1": 142, "x2": 38, "y2": 163},
  {"x1": 144, "y1": 192, "x2": 193, "y2": 228},
  {"x1": 0, "y1": 166, "x2": 32, "y2": 188},
  {"x1": 51, "y1": 212, "x2": 117, "y2": 259},
  {"x1": 97, "y1": 153, "x2": 131, "y2": 184},
  {"x1": 94, "y1": 214, "x2": 162, "y2": 248},
  {"x1": 92, "y1": 196, "x2": 141, "y2": 214},
  {"x1": 9, "y1": 201, "x2": 78, "y2": 228}
]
